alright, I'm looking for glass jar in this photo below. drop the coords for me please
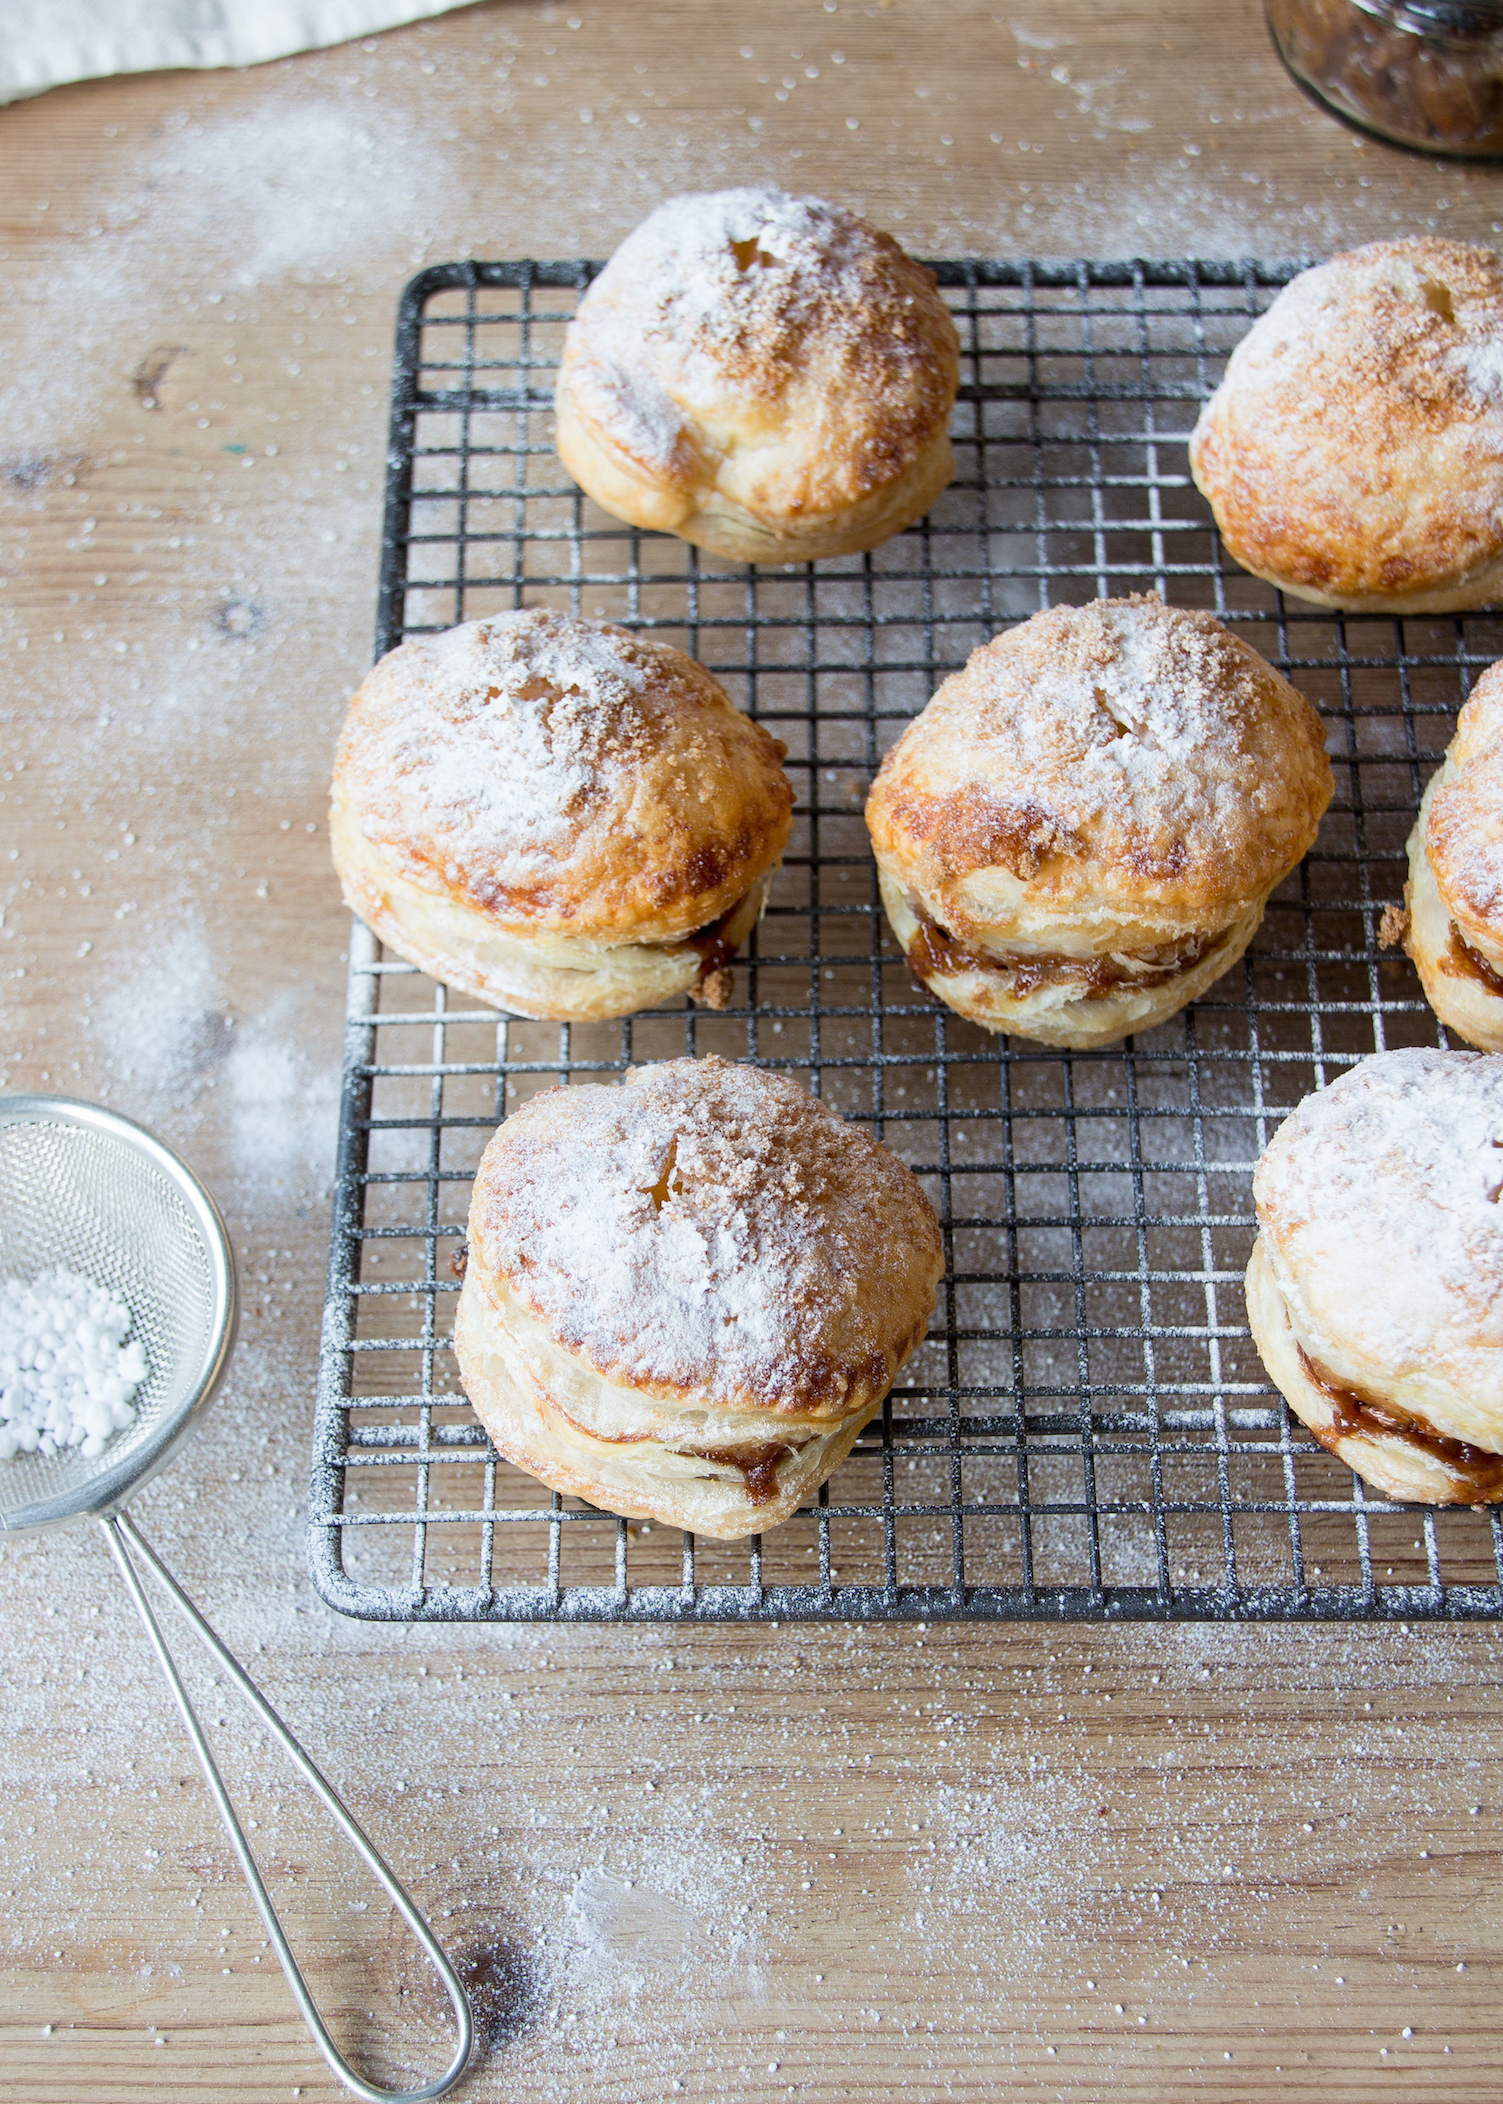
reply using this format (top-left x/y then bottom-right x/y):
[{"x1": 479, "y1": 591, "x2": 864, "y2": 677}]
[{"x1": 1267, "y1": 0, "x2": 1503, "y2": 157}]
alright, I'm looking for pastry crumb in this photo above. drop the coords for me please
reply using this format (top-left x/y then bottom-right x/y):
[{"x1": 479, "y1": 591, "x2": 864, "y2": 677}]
[
  {"x1": 1378, "y1": 903, "x2": 1410, "y2": 949},
  {"x1": 693, "y1": 967, "x2": 734, "y2": 1010}
]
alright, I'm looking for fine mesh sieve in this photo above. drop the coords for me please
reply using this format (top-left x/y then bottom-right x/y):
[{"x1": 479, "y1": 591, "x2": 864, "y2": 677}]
[
  {"x1": 0, "y1": 1094, "x2": 471, "y2": 2103},
  {"x1": 0, "y1": 1098, "x2": 230, "y2": 1532}
]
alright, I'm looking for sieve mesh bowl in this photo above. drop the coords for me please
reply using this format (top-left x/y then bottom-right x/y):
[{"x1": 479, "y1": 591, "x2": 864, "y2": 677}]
[{"x1": 0, "y1": 1097, "x2": 236, "y2": 1532}]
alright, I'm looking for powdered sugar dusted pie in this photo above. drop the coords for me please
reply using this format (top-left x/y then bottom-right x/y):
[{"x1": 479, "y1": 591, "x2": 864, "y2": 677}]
[
  {"x1": 453, "y1": 1057, "x2": 943, "y2": 1539},
  {"x1": 553, "y1": 187, "x2": 960, "y2": 564},
  {"x1": 1190, "y1": 238, "x2": 1503, "y2": 613},
  {"x1": 864, "y1": 595, "x2": 1332, "y2": 1047},
  {"x1": 1248, "y1": 1049, "x2": 1503, "y2": 1506},
  {"x1": 330, "y1": 610, "x2": 793, "y2": 1020},
  {"x1": 1400, "y1": 660, "x2": 1503, "y2": 1051}
]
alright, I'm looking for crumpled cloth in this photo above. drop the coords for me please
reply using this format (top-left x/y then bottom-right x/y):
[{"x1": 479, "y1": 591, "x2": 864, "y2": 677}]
[{"x1": 0, "y1": 0, "x2": 485, "y2": 106}]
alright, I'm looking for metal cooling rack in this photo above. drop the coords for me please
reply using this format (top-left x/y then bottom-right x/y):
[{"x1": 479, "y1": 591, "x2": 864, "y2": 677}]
[{"x1": 310, "y1": 257, "x2": 1503, "y2": 1624}]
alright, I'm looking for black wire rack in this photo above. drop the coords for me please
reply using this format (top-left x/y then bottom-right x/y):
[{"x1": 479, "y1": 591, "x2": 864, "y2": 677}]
[{"x1": 309, "y1": 257, "x2": 1503, "y2": 1624}]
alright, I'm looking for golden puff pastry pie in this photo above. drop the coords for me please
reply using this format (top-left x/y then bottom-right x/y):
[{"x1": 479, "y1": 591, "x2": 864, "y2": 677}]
[
  {"x1": 330, "y1": 610, "x2": 793, "y2": 1021},
  {"x1": 1401, "y1": 660, "x2": 1503, "y2": 1051},
  {"x1": 453, "y1": 1056, "x2": 943, "y2": 1540},
  {"x1": 1191, "y1": 237, "x2": 1503, "y2": 613},
  {"x1": 553, "y1": 187, "x2": 960, "y2": 565},
  {"x1": 864, "y1": 595, "x2": 1332, "y2": 1048},
  {"x1": 1247, "y1": 1048, "x2": 1503, "y2": 1506}
]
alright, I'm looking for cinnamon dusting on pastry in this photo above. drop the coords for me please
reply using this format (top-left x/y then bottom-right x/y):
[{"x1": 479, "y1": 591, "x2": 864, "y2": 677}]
[{"x1": 887, "y1": 789, "x2": 1085, "y2": 885}]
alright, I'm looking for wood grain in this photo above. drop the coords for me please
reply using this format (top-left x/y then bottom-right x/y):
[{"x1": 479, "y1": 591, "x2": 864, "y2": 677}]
[{"x1": 4, "y1": 3, "x2": 1503, "y2": 2098}]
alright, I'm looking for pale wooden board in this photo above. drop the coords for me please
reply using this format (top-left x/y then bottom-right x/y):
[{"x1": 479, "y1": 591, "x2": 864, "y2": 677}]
[{"x1": 4, "y1": 2, "x2": 1503, "y2": 2098}]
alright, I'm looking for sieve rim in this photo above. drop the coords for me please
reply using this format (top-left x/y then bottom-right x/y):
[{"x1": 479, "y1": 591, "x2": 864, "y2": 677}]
[{"x1": 0, "y1": 1093, "x2": 238, "y2": 1533}]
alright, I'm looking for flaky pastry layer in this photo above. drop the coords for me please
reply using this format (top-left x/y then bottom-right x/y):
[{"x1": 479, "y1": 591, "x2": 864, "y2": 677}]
[
  {"x1": 1194, "y1": 548, "x2": 1503, "y2": 619},
  {"x1": 1404, "y1": 775, "x2": 1503, "y2": 1054},
  {"x1": 334, "y1": 795, "x2": 770, "y2": 1020},
  {"x1": 556, "y1": 392, "x2": 954, "y2": 564},
  {"x1": 1247, "y1": 1236, "x2": 1503, "y2": 1506},
  {"x1": 1423, "y1": 662, "x2": 1503, "y2": 964},
  {"x1": 454, "y1": 1270, "x2": 879, "y2": 1539},
  {"x1": 552, "y1": 187, "x2": 960, "y2": 565}
]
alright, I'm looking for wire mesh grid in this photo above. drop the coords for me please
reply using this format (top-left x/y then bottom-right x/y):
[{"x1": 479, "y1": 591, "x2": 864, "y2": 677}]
[{"x1": 310, "y1": 256, "x2": 1503, "y2": 1623}]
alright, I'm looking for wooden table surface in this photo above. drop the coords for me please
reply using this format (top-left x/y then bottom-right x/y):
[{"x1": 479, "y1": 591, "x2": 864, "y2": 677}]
[{"x1": 5, "y1": 3, "x2": 1503, "y2": 2098}]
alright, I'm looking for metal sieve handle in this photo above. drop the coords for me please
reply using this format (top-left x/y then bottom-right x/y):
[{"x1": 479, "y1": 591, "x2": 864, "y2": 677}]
[{"x1": 102, "y1": 1512, "x2": 473, "y2": 2103}]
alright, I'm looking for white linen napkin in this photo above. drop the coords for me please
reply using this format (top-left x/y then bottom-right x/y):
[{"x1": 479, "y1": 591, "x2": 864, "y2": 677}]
[{"x1": 0, "y1": 0, "x2": 485, "y2": 106}]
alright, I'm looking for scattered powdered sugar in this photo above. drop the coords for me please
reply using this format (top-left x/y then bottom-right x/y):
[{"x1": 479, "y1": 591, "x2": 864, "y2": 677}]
[
  {"x1": 1, "y1": 37, "x2": 1500, "y2": 2093},
  {"x1": 576, "y1": 187, "x2": 882, "y2": 374},
  {"x1": 96, "y1": 923, "x2": 222, "y2": 1115},
  {"x1": 956, "y1": 600, "x2": 1290, "y2": 797},
  {"x1": 1464, "y1": 333, "x2": 1503, "y2": 402},
  {"x1": 0, "y1": 1267, "x2": 145, "y2": 1460}
]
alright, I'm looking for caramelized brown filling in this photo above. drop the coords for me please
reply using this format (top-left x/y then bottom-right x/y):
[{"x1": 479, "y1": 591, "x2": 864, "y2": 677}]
[
  {"x1": 1295, "y1": 1344, "x2": 1503, "y2": 1499},
  {"x1": 905, "y1": 902, "x2": 1216, "y2": 1003},
  {"x1": 1444, "y1": 922, "x2": 1503, "y2": 1000},
  {"x1": 686, "y1": 898, "x2": 745, "y2": 981},
  {"x1": 679, "y1": 1441, "x2": 796, "y2": 1505}
]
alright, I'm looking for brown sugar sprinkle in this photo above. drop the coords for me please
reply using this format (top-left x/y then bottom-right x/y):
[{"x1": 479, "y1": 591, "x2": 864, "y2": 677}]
[{"x1": 1212, "y1": 239, "x2": 1503, "y2": 434}]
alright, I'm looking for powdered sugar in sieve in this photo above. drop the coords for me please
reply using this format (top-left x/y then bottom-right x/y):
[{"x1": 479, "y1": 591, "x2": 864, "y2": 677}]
[{"x1": 0, "y1": 1266, "x2": 146, "y2": 1460}]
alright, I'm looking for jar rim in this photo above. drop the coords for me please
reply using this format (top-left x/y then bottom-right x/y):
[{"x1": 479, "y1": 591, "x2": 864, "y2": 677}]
[{"x1": 1349, "y1": 0, "x2": 1503, "y2": 31}]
